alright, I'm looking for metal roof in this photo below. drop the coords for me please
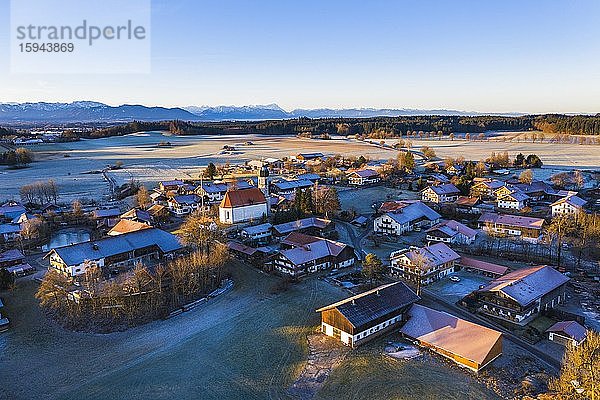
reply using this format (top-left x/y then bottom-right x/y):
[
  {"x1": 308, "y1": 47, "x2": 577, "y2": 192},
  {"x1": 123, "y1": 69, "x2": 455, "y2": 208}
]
[
  {"x1": 272, "y1": 217, "x2": 332, "y2": 235},
  {"x1": 546, "y1": 321, "x2": 587, "y2": 342},
  {"x1": 49, "y1": 228, "x2": 183, "y2": 266},
  {"x1": 241, "y1": 223, "x2": 273, "y2": 235},
  {"x1": 384, "y1": 201, "x2": 441, "y2": 225},
  {"x1": 479, "y1": 265, "x2": 569, "y2": 307},
  {"x1": 316, "y1": 281, "x2": 419, "y2": 329}
]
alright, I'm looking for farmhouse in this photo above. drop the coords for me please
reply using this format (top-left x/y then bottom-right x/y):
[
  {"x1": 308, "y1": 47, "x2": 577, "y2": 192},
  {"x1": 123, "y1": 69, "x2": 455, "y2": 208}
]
[
  {"x1": 546, "y1": 321, "x2": 587, "y2": 347},
  {"x1": 46, "y1": 228, "x2": 183, "y2": 277},
  {"x1": 196, "y1": 182, "x2": 229, "y2": 204},
  {"x1": 227, "y1": 241, "x2": 271, "y2": 267},
  {"x1": 496, "y1": 190, "x2": 529, "y2": 210},
  {"x1": 400, "y1": 304, "x2": 503, "y2": 373},
  {"x1": 270, "y1": 179, "x2": 313, "y2": 195},
  {"x1": 219, "y1": 188, "x2": 268, "y2": 224},
  {"x1": 272, "y1": 217, "x2": 335, "y2": 238},
  {"x1": 294, "y1": 152, "x2": 324, "y2": 162},
  {"x1": 390, "y1": 243, "x2": 460, "y2": 286},
  {"x1": 374, "y1": 201, "x2": 441, "y2": 236},
  {"x1": 272, "y1": 233, "x2": 355, "y2": 277},
  {"x1": 454, "y1": 196, "x2": 483, "y2": 214},
  {"x1": 347, "y1": 169, "x2": 380, "y2": 186},
  {"x1": 478, "y1": 213, "x2": 545, "y2": 243},
  {"x1": 421, "y1": 184, "x2": 461, "y2": 204},
  {"x1": 107, "y1": 219, "x2": 151, "y2": 236},
  {"x1": 167, "y1": 194, "x2": 204, "y2": 216},
  {"x1": 158, "y1": 180, "x2": 184, "y2": 192},
  {"x1": 476, "y1": 265, "x2": 570, "y2": 325},
  {"x1": 317, "y1": 281, "x2": 419, "y2": 348},
  {"x1": 426, "y1": 220, "x2": 477, "y2": 245},
  {"x1": 92, "y1": 208, "x2": 121, "y2": 228},
  {"x1": 551, "y1": 195, "x2": 587, "y2": 217},
  {"x1": 240, "y1": 222, "x2": 273, "y2": 245},
  {"x1": 470, "y1": 179, "x2": 504, "y2": 199},
  {"x1": 0, "y1": 223, "x2": 21, "y2": 242}
]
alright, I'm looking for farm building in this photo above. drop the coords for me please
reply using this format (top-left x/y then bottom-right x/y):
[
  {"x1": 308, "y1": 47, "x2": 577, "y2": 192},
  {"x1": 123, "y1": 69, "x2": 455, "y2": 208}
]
[
  {"x1": 374, "y1": 201, "x2": 440, "y2": 236},
  {"x1": 497, "y1": 190, "x2": 529, "y2": 210},
  {"x1": 546, "y1": 321, "x2": 587, "y2": 347},
  {"x1": 421, "y1": 184, "x2": 461, "y2": 204},
  {"x1": 459, "y1": 256, "x2": 508, "y2": 277},
  {"x1": 167, "y1": 194, "x2": 204, "y2": 216},
  {"x1": 470, "y1": 179, "x2": 505, "y2": 199},
  {"x1": 476, "y1": 265, "x2": 570, "y2": 325},
  {"x1": 272, "y1": 217, "x2": 335, "y2": 239},
  {"x1": 551, "y1": 195, "x2": 587, "y2": 217},
  {"x1": 478, "y1": 213, "x2": 545, "y2": 243},
  {"x1": 270, "y1": 179, "x2": 313, "y2": 195},
  {"x1": 400, "y1": 304, "x2": 503, "y2": 373},
  {"x1": 317, "y1": 281, "x2": 420, "y2": 348},
  {"x1": 425, "y1": 220, "x2": 477, "y2": 245},
  {"x1": 454, "y1": 196, "x2": 483, "y2": 214},
  {"x1": 347, "y1": 169, "x2": 380, "y2": 186},
  {"x1": 46, "y1": 228, "x2": 183, "y2": 277},
  {"x1": 240, "y1": 223, "x2": 273, "y2": 245},
  {"x1": 107, "y1": 219, "x2": 151, "y2": 236},
  {"x1": 390, "y1": 243, "x2": 460, "y2": 286}
]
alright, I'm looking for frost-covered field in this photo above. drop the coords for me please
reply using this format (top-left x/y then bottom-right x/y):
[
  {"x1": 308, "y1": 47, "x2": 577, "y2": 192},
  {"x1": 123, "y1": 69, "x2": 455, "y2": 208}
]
[{"x1": 1, "y1": 131, "x2": 599, "y2": 202}]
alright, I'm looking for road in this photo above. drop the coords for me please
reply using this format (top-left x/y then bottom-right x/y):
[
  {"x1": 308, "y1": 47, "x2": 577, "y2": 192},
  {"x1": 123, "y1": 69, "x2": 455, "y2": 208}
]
[{"x1": 334, "y1": 218, "x2": 372, "y2": 260}]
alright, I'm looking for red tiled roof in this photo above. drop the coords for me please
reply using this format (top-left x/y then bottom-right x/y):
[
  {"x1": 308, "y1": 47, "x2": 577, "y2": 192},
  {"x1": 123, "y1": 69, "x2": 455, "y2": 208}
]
[{"x1": 220, "y1": 188, "x2": 266, "y2": 208}]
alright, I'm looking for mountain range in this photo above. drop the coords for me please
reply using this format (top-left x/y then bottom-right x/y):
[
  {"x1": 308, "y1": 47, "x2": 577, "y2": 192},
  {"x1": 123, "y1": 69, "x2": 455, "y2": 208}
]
[{"x1": 0, "y1": 101, "x2": 525, "y2": 124}]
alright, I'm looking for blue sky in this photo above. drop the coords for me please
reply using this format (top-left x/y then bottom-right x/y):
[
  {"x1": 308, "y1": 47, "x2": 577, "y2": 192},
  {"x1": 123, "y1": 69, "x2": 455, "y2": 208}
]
[{"x1": 0, "y1": 0, "x2": 599, "y2": 113}]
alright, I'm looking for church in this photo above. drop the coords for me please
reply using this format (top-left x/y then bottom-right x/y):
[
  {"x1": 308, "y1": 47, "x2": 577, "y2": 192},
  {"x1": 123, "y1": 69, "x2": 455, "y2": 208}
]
[{"x1": 218, "y1": 167, "x2": 270, "y2": 224}]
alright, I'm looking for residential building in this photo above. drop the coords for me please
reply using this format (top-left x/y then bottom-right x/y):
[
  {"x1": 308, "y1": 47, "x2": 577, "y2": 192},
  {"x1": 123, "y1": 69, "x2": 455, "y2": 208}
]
[
  {"x1": 470, "y1": 179, "x2": 504, "y2": 199},
  {"x1": 400, "y1": 304, "x2": 502, "y2": 373},
  {"x1": 107, "y1": 219, "x2": 151, "y2": 236},
  {"x1": 546, "y1": 321, "x2": 587, "y2": 347},
  {"x1": 454, "y1": 196, "x2": 483, "y2": 214},
  {"x1": 390, "y1": 243, "x2": 460, "y2": 286},
  {"x1": 421, "y1": 184, "x2": 461, "y2": 204},
  {"x1": 426, "y1": 220, "x2": 477, "y2": 245},
  {"x1": 240, "y1": 223, "x2": 273, "y2": 245},
  {"x1": 476, "y1": 265, "x2": 569, "y2": 325},
  {"x1": 317, "y1": 281, "x2": 419, "y2": 348},
  {"x1": 219, "y1": 188, "x2": 268, "y2": 224},
  {"x1": 158, "y1": 180, "x2": 184, "y2": 192},
  {"x1": 293, "y1": 152, "x2": 324, "y2": 162},
  {"x1": 46, "y1": 228, "x2": 183, "y2": 277},
  {"x1": 227, "y1": 241, "x2": 271, "y2": 267},
  {"x1": 120, "y1": 208, "x2": 153, "y2": 225},
  {"x1": 295, "y1": 173, "x2": 321, "y2": 183},
  {"x1": 551, "y1": 195, "x2": 587, "y2": 217},
  {"x1": 0, "y1": 203, "x2": 27, "y2": 221},
  {"x1": 497, "y1": 190, "x2": 529, "y2": 210},
  {"x1": 374, "y1": 201, "x2": 441, "y2": 236},
  {"x1": 272, "y1": 217, "x2": 335, "y2": 238},
  {"x1": 270, "y1": 179, "x2": 313, "y2": 195},
  {"x1": 167, "y1": 194, "x2": 203, "y2": 216},
  {"x1": 347, "y1": 169, "x2": 380, "y2": 186},
  {"x1": 272, "y1": 233, "x2": 355, "y2": 277},
  {"x1": 92, "y1": 208, "x2": 121, "y2": 228},
  {"x1": 0, "y1": 223, "x2": 21, "y2": 242},
  {"x1": 478, "y1": 213, "x2": 545, "y2": 243},
  {"x1": 196, "y1": 182, "x2": 229, "y2": 204}
]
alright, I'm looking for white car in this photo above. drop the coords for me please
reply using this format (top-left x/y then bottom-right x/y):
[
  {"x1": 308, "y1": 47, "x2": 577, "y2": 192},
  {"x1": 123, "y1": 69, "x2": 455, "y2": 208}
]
[{"x1": 449, "y1": 276, "x2": 461, "y2": 282}]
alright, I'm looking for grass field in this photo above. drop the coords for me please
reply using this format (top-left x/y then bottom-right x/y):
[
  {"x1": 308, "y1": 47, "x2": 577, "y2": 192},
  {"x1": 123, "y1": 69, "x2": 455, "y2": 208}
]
[{"x1": 0, "y1": 262, "x2": 505, "y2": 400}]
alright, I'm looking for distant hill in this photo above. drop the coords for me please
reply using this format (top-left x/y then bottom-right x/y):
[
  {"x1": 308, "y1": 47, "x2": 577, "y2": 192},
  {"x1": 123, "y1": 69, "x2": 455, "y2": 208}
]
[
  {"x1": 0, "y1": 102, "x2": 199, "y2": 123},
  {"x1": 0, "y1": 101, "x2": 527, "y2": 124}
]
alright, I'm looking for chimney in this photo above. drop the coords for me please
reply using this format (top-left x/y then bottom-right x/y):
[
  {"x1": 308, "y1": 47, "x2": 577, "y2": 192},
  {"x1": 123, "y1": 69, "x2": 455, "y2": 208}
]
[{"x1": 92, "y1": 244, "x2": 99, "y2": 251}]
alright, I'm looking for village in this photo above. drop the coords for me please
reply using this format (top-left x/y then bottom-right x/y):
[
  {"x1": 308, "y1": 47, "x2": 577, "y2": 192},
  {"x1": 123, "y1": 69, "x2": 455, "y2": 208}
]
[{"x1": 1, "y1": 141, "x2": 599, "y2": 399}]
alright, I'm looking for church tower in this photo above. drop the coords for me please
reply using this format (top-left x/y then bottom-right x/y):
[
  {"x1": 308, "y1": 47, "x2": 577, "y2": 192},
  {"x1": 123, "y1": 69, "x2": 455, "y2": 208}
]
[{"x1": 258, "y1": 165, "x2": 271, "y2": 215}]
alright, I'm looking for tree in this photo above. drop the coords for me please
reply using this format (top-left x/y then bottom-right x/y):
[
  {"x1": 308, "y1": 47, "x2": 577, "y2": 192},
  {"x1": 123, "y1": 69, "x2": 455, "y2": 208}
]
[
  {"x1": 421, "y1": 146, "x2": 436, "y2": 160},
  {"x1": 203, "y1": 163, "x2": 217, "y2": 180},
  {"x1": 548, "y1": 330, "x2": 599, "y2": 400},
  {"x1": 71, "y1": 200, "x2": 84, "y2": 220},
  {"x1": 178, "y1": 214, "x2": 223, "y2": 252},
  {"x1": 519, "y1": 169, "x2": 534, "y2": 184},
  {"x1": 475, "y1": 160, "x2": 487, "y2": 177},
  {"x1": 362, "y1": 253, "x2": 386, "y2": 287},
  {"x1": 547, "y1": 214, "x2": 578, "y2": 268},
  {"x1": 135, "y1": 186, "x2": 152, "y2": 210},
  {"x1": 574, "y1": 170, "x2": 585, "y2": 189},
  {"x1": 15, "y1": 147, "x2": 33, "y2": 166},
  {"x1": 35, "y1": 270, "x2": 70, "y2": 311},
  {"x1": 0, "y1": 268, "x2": 15, "y2": 290},
  {"x1": 313, "y1": 185, "x2": 340, "y2": 217}
]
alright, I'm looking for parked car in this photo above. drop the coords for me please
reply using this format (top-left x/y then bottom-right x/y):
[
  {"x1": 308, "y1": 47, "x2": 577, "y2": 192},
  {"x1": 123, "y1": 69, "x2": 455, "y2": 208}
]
[{"x1": 450, "y1": 276, "x2": 461, "y2": 282}]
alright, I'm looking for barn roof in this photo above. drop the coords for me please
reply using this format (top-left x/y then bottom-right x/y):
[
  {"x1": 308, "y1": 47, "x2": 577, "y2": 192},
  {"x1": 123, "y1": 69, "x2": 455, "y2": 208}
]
[
  {"x1": 478, "y1": 213, "x2": 544, "y2": 230},
  {"x1": 479, "y1": 265, "x2": 569, "y2": 307},
  {"x1": 401, "y1": 304, "x2": 502, "y2": 366},
  {"x1": 316, "y1": 281, "x2": 419, "y2": 329},
  {"x1": 459, "y1": 256, "x2": 508, "y2": 276}
]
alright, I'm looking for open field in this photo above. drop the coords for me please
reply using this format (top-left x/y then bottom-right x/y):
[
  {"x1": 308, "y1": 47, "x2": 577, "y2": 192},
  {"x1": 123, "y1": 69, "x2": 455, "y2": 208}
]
[{"x1": 1, "y1": 131, "x2": 599, "y2": 201}]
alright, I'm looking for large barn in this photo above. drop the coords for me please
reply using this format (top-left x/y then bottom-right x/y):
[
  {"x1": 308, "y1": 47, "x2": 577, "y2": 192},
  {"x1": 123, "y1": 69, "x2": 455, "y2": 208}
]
[{"x1": 316, "y1": 281, "x2": 420, "y2": 348}]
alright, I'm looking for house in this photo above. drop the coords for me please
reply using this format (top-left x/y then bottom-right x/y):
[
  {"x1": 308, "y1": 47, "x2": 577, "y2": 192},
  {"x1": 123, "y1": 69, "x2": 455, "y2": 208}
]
[
  {"x1": 0, "y1": 249, "x2": 25, "y2": 269},
  {"x1": 476, "y1": 265, "x2": 570, "y2": 325},
  {"x1": 0, "y1": 223, "x2": 22, "y2": 242},
  {"x1": 497, "y1": 190, "x2": 529, "y2": 210},
  {"x1": 240, "y1": 223, "x2": 273, "y2": 245},
  {"x1": 107, "y1": 219, "x2": 151, "y2": 236},
  {"x1": 270, "y1": 179, "x2": 313, "y2": 195},
  {"x1": 454, "y1": 196, "x2": 483, "y2": 214},
  {"x1": 421, "y1": 184, "x2": 461, "y2": 204},
  {"x1": 147, "y1": 204, "x2": 169, "y2": 222},
  {"x1": 546, "y1": 321, "x2": 587, "y2": 347},
  {"x1": 508, "y1": 180, "x2": 553, "y2": 202},
  {"x1": 296, "y1": 173, "x2": 321, "y2": 183},
  {"x1": 390, "y1": 243, "x2": 461, "y2": 286},
  {"x1": 272, "y1": 217, "x2": 335, "y2": 239},
  {"x1": 46, "y1": 228, "x2": 183, "y2": 277},
  {"x1": 400, "y1": 304, "x2": 502, "y2": 373},
  {"x1": 551, "y1": 195, "x2": 587, "y2": 217},
  {"x1": 219, "y1": 188, "x2": 268, "y2": 225},
  {"x1": 446, "y1": 164, "x2": 464, "y2": 176},
  {"x1": 0, "y1": 203, "x2": 27, "y2": 222},
  {"x1": 167, "y1": 194, "x2": 203, "y2": 216},
  {"x1": 294, "y1": 152, "x2": 324, "y2": 162},
  {"x1": 92, "y1": 208, "x2": 121, "y2": 228},
  {"x1": 470, "y1": 179, "x2": 504, "y2": 199},
  {"x1": 459, "y1": 256, "x2": 508, "y2": 278},
  {"x1": 426, "y1": 220, "x2": 477, "y2": 245},
  {"x1": 158, "y1": 180, "x2": 184, "y2": 192},
  {"x1": 316, "y1": 281, "x2": 419, "y2": 348},
  {"x1": 347, "y1": 169, "x2": 380, "y2": 186},
  {"x1": 478, "y1": 213, "x2": 545, "y2": 243},
  {"x1": 374, "y1": 201, "x2": 441, "y2": 236},
  {"x1": 120, "y1": 208, "x2": 153, "y2": 225},
  {"x1": 272, "y1": 233, "x2": 355, "y2": 277},
  {"x1": 227, "y1": 241, "x2": 271, "y2": 267},
  {"x1": 195, "y1": 182, "x2": 229, "y2": 204}
]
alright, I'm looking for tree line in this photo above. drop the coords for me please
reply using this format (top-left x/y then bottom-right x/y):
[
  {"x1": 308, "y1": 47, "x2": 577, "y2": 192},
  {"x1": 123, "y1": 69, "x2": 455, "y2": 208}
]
[{"x1": 0, "y1": 147, "x2": 33, "y2": 167}]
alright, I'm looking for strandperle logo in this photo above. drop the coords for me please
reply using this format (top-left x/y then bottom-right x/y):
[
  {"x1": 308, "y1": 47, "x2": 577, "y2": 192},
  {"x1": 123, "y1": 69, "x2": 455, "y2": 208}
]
[
  {"x1": 15, "y1": 20, "x2": 147, "y2": 46},
  {"x1": 10, "y1": 0, "x2": 151, "y2": 74}
]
